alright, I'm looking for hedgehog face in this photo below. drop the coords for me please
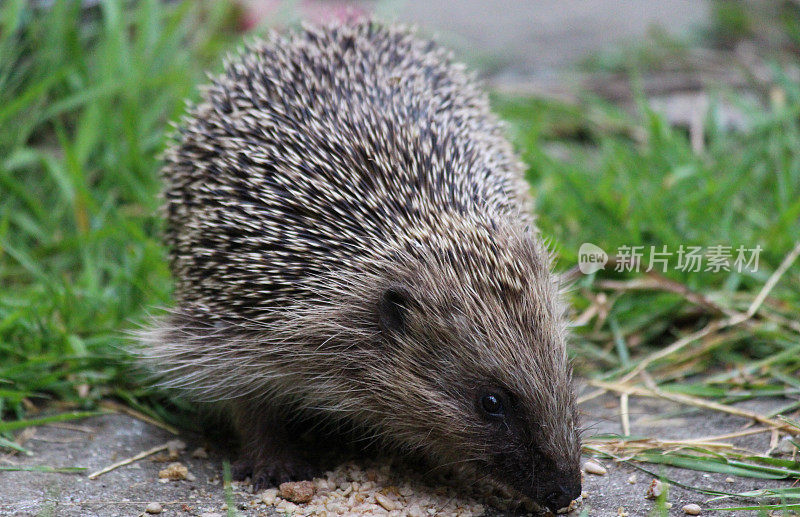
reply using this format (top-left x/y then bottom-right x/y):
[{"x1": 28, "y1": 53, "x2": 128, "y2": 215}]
[
  {"x1": 469, "y1": 380, "x2": 582, "y2": 512},
  {"x1": 371, "y1": 230, "x2": 581, "y2": 512}
]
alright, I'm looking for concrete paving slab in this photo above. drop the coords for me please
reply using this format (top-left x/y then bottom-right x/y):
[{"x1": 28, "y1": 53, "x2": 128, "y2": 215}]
[{"x1": 1, "y1": 390, "x2": 792, "y2": 516}]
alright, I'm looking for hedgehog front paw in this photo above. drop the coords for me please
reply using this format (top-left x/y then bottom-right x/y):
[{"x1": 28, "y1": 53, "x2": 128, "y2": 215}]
[
  {"x1": 251, "y1": 457, "x2": 318, "y2": 491},
  {"x1": 231, "y1": 457, "x2": 255, "y2": 481},
  {"x1": 232, "y1": 451, "x2": 318, "y2": 490}
]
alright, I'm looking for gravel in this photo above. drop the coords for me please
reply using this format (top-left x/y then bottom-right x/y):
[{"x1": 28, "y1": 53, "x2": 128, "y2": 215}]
[
  {"x1": 264, "y1": 461, "x2": 496, "y2": 516},
  {"x1": 144, "y1": 501, "x2": 163, "y2": 514}
]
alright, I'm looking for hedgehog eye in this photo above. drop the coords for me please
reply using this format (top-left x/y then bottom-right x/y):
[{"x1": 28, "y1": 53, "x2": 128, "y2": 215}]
[
  {"x1": 479, "y1": 391, "x2": 506, "y2": 418},
  {"x1": 378, "y1": 286, "x2": 411, "y2": 334}
]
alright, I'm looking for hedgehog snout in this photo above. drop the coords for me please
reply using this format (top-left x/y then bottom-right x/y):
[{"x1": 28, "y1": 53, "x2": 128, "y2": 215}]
[
  {"x1": 539, "y1": 476, "x2": 582, "y2": 512},
  {"x1": 513, "y1": 463, "x2": 581, "y2": 513}
]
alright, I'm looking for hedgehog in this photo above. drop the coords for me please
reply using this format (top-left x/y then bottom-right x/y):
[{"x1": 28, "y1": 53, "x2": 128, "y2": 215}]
[{"x1": 140, "y1": 21, "x2": 582, "y2": 512}]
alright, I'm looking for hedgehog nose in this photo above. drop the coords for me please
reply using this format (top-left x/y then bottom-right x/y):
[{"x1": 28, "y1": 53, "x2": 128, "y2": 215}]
[{"x1": 544, "y1": 483, "x2": 580, "y2": 512}]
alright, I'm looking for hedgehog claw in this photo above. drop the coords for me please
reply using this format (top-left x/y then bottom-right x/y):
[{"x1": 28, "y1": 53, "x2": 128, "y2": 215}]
[{"x1": 232, "y1": 447, "x2": 318, "y2": 490}]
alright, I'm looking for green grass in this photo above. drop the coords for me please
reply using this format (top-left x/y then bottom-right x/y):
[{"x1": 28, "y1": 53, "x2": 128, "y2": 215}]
[
  {"x1": 495, "y1": 86, "x2": 800, "y2": 378},
  {"x1": 1, "y1": 0, "x2": 799, "y2": 512},
  {"x1": 0, "y1": 0, "x2": 238, "y2": 423}
]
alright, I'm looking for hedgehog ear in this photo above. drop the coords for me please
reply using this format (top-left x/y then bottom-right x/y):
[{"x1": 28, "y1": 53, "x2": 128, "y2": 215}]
[{"x1": 378, "y1": 286, "x2": 411, "y2": 334}]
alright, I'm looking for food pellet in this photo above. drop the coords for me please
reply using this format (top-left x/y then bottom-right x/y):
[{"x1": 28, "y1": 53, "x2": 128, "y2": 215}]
[
  {"x1": 645, "y1": 479, "x2": 663, "y2": 499},
  {"x1": 583, "y1": 460, "x2": 607, "y2": 475},
  {"x1": 261, "y1": 488, "x2": 279, "y2": 505},
  {"x1": 158, "y1": 462, "x2": 188, "y2": 480},
  {"x1": 279, "y1": 480, "x2": 316, "y2": 503},
  {"x1": 374, "y1": 492, "x2": 397, "y2": 511}
]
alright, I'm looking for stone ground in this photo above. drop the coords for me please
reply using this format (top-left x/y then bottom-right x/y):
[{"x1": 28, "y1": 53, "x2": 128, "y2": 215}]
[
  {"x1": 6, "y1": 1, "x2": 790, "y2": 516},
  {"x1": 1, "y1": 392, "x2": 793, "y2": 516}
]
